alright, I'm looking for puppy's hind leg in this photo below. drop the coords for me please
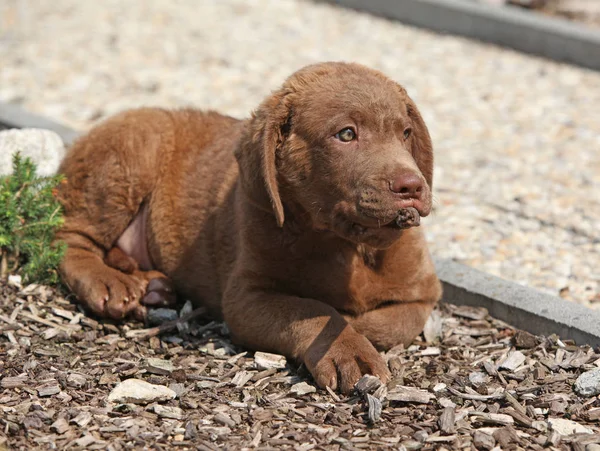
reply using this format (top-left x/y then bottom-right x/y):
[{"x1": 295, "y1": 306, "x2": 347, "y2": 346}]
[{"x1": 56, "y1": 108, "x2": 174, "y2": 320}]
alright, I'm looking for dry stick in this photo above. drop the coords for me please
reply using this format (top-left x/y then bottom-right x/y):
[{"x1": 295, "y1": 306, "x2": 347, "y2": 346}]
[
  {"x1": 125, "y1": 306, "x2": 207, "y2": 339},
  {"x1": 505, "y1": 391, "x2": 527, "y2": 416},
  {"x1": 18, "y1": 310, "x2": 72, "y2": 332},
  {"x1": 0, "y1": 250, "x2": 8, "y2": 280},
  {"x1": 0, "y1": 323, "x2": 21, "y2": 333},
  {"x1": 447, "y1": 386, "x2": 506, "y2": 401},
  {"x1": 10, "y1": 247, "x2": 20, "y2": 272}
]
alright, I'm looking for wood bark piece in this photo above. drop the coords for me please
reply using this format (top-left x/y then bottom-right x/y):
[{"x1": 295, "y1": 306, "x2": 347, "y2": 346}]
[
  {"x1": 438, "y1": 407, "x2": 456, "y2": 434},
  {"x1": 254, "y1": 351, "x2": 287, "y2": 369},
  {"x1": 366, "y1": 393, "x2": 382, "y2": 423},
  {"x1": 388, "y1": 386, "x2": 434, "y2": 404}
]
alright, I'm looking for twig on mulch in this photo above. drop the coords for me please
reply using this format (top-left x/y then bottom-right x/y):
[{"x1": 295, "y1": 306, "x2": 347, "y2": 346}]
[{"x1": 125, "y1": 307, "x2": 207, "y2": 339}]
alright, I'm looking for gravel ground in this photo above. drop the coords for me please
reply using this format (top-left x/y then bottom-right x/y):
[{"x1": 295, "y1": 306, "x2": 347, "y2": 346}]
[
  {"x1": 4, "y1": 280, "x2": 600, "y2": 450},
  {"x1": 0, "y1": 0, "x2": 599, "y2": 306}
]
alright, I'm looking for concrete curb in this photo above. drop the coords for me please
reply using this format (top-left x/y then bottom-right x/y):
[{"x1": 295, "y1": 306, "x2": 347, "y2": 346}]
[
  {"x1": 2, "y1": 103, "x2": 599, "y2": 346},
  {"x1": 436, "y1": 258, "x2": 600, "y2": 347},
  {"x1": 0, "y1": 102, "x2": 79, "y2": 146},
  {"x1": 321, "y1": 0, "x2": 600, "y2": 71}
]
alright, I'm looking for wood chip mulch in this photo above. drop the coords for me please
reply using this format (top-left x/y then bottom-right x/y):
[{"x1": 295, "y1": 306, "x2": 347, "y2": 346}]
[{"x1": 1, "y1": 279, "x2": 600, "y2": 450}]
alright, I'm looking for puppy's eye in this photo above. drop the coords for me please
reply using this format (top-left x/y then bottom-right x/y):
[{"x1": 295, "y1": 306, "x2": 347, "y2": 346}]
[
  {"x1": 403, "y1": 127, "x2": 412, "y2": 139},
  {"x1": 335, "y1": 127, "x2": 356, "y2": 142}
]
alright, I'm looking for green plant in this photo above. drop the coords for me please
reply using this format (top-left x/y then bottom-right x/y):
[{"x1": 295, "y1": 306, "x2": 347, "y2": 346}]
[{"x1": 0, "y1": 152, "x2": 66, "y2": 285}]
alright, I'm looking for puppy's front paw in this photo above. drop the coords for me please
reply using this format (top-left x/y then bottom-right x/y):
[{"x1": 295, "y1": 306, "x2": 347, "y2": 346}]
[{"x1": 304, "y1": 328, "x2": 390, "y2": 394}]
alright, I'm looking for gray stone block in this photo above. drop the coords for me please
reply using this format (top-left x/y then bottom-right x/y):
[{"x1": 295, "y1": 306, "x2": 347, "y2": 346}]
[
  {"x1": 321, "y1": 0, "x2": 600, "y2": 71},
  {"x1": 436, "y1": 258, "x2": 600, "y2": 347},
  {"x1": 0, "y1": 102, "x2": 79, "y2": 146}
]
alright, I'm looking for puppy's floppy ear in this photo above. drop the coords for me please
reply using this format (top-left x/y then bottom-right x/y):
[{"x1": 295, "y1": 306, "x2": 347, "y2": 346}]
[
  {"x1": 235, "y1": 88, "x2": 292, "y2": 227},
  {"x1": 405, "y1": 95, "x2": 434, "y2": 189}
]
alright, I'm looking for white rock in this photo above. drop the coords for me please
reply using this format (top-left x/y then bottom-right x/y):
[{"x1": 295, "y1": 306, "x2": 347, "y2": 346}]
[
  {"x1": 290, "y1": 382, "x2": 316, "y2": 395},
  {"x1": 548, "y1": 417, "x2": 594, "y2": 436},
  {"x1": 574, "y1": 367, "x2": 600, "y2": 397},
  {"x1": 7, "y1": 275, "x2": 21, "y2": 288},
  {"x1": 107, "y1": 379, "x2": 176, "y2": 405},
  {"x1": 0, "y1": 128, "x2": 66, "y2": 176}
]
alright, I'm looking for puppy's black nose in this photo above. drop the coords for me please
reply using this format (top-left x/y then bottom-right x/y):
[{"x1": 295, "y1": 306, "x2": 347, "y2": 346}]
[{"x1": 390, "y1": 173, "x2": 423, "y2": 199}]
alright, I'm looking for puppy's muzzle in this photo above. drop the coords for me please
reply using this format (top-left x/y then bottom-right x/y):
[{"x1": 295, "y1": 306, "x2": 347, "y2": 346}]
[{"x1": 395, "y1": 207, "x2": 420, "y2": 229}]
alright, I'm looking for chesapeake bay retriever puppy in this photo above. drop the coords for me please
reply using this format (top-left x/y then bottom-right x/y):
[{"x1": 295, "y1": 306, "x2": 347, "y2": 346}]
[{"x1": 57, "y1": 62, "x2": 442, "y2": 393}]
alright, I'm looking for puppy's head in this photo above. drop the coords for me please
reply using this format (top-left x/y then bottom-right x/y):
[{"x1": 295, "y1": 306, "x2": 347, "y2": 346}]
[{"x1": 235, "y1": 62, "x2": 434, "y2": 249}]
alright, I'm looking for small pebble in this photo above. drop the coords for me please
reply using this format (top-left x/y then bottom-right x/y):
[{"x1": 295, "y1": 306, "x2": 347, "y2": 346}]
[
  {"x1": 574, "y1": 367, "x2": 600, "y2": 397},
  {"x1": 7, "y1": 275, "x2": 22, "y2": 288}
]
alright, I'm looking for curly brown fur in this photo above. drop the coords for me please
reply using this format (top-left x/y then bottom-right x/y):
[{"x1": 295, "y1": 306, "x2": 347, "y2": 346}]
[{"x1": 57, "y1": 62, "x2": 442, "y2": 393}]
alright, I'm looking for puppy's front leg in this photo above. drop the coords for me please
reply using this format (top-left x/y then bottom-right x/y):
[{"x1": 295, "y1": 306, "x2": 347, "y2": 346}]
[
  {"x1": 223, "y1": 285, "x2": 390, "y2": 393},
  {"x1": 346, "y1": 299, "x2": 437, "y2": 351}
]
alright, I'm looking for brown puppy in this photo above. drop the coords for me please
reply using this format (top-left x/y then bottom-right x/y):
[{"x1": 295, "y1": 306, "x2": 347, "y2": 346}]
[{"x1": 57, "y1": 62, "x2": 442, "y2": 393}]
